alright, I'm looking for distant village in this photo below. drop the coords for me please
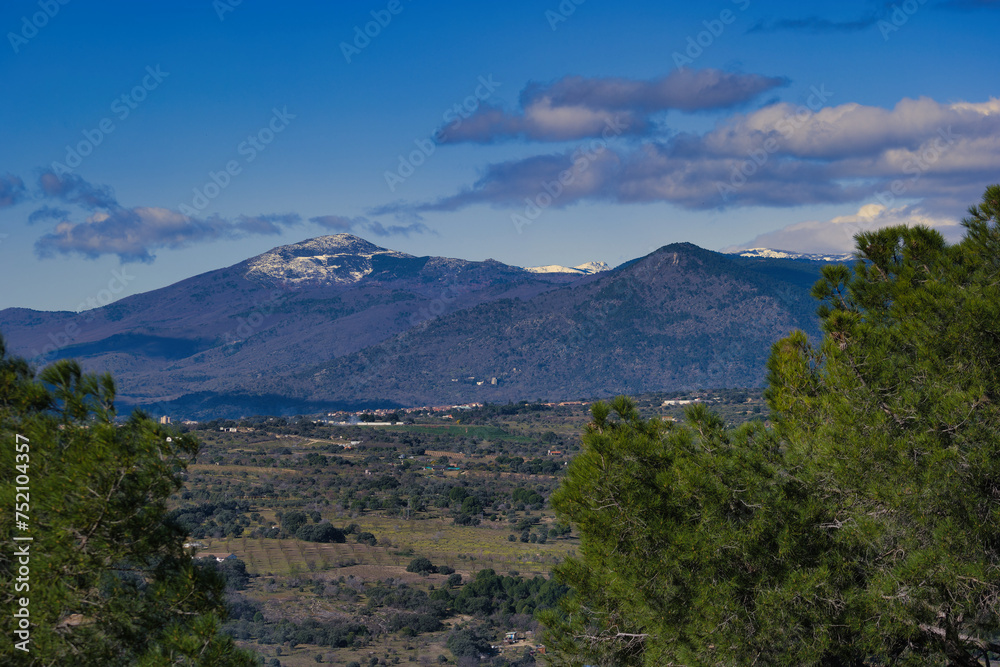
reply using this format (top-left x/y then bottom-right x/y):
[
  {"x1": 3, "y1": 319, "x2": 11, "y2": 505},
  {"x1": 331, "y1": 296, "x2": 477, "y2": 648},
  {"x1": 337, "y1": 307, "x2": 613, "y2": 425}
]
[{"x1": 155, "y1": 395, "x2": 722, "y2": 431}]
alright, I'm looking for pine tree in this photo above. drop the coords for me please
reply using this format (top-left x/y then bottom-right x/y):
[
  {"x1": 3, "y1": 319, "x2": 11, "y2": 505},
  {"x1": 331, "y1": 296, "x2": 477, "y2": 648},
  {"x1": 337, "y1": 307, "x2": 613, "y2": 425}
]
[
  {"x1": 542, "y1": 186, "x2": 1000, "y2": 665},
  {"x1": 0, "y1": 343, "x2": 259, "y2": 665},
  {"x1": 764, "y1": 184, "x2": 1000, "y2": 665}
]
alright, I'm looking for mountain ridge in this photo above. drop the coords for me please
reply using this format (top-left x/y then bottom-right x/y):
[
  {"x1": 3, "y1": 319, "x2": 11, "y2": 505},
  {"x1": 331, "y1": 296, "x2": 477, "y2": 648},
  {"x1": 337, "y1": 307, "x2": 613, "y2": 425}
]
[
  {"x1": 730, "y1": 247, "x2": 855, "y2": 262},
  {"x1": 0, "y1": 235, "x2": 838, "y2": 417},
  {"x1": 523, "y1": 261, "x2": 611, "y2": 275}
]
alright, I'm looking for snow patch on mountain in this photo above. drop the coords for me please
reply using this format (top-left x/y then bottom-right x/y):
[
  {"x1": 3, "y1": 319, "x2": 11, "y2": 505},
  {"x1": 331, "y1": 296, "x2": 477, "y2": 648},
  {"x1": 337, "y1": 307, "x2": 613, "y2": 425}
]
[
  {"x1": 524, "y1": 261, "x2": 611, "y2": 275},
  {"x1": 244, "y1": 234, "x2": 412, "y2": 285},
  {"x1": 733, "y1": 248, "x2": 855, "y2": 262}
]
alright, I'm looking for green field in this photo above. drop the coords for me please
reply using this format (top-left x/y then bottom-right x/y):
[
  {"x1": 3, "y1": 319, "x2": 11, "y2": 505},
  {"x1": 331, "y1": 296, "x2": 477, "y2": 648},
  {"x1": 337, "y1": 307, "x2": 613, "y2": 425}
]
[{"x1": 197, "y1": 516, "x2": 576, "y2": 580}]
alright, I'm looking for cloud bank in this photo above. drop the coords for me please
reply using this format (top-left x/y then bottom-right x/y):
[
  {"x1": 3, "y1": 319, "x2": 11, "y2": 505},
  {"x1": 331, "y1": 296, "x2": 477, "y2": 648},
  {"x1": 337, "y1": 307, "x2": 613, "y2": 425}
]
[
  {"x1": 309, "y1": 214, "x2": 430, "y2": 238},
  {"x1": 406, "y1": 95, "x2": 1000, "y2": 216},
  {"x1": 724, "y1": 203, "x2": 967, "y2": 254},
  {"x1": 748, "y1": 11, "x2": 883, "y2": 34},
  {"x1": 23, "y1": 171, "x2": 426, "y2": 262},
  {"x1": 0, "y1": 174, "x2": 27, "y2": 209},
  {"x1": 436, "y1": 69, "x2": 789, "y2": 144}
]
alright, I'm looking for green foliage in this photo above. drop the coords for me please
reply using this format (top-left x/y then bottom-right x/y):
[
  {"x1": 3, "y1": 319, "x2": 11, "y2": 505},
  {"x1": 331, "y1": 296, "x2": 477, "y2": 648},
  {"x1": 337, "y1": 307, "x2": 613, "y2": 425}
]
[
  {"x1": 512, "y1": 487, "x2": 544, "y2": 507},
  {"x1": 295, "y1": 522, "x2": 345, "y2": 543},
  {"x1": 0, "y1": 346, "x2": 258, "y2": 665},
  {"x1": 207, "y1": 556, "x2": 251, "y2": 591},
  {"x1": 543, "y1": 397, "x2": 806, "y2": 665},
  {"x1": 406, "y1": 557, "x2": 437, "y2": 575},
  {"x1": 225, "y1": 589, "x2": 370, "y2": 655},
  {"x1": 446, "y1": 624, "x2": 495, "y2": 658},
  {"x1": 764, "y1": 188, "x2": 1000, "y2": 664},
  {"x1": 448, "y1": 485, "x2": 469, "y2": 504},
  {"x1": 280, "y1": 510, "x2": 308, "y2": 535},
  {"x1": 542, "y1": 186, "x2": 1000, "y2": 666},
  {"x1": 304, "y1": 452, "x2": 328, "y2": 467},
  {"x1": 460, "y1": 495, "x2": 483, "y2": 515},
  {"x1": 452, "y1": 569, "x2": 567, "y2": 617}
]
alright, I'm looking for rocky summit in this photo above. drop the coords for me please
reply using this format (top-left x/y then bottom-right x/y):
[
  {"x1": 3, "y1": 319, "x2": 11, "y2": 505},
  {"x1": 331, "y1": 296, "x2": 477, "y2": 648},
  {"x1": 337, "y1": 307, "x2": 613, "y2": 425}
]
[{"x1": 244, "y1": 234, "x2": 414, "y2": 285}]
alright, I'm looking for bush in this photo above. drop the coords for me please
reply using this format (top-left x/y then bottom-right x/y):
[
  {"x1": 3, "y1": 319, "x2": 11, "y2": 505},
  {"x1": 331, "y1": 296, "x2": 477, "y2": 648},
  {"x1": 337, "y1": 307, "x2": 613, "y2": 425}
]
[
  {"x1": 446, "y1": 625, "x2": 495, "y2": 658},
  {"x1": 215, "y1": 557, "x2": 250, "y2": 590},
  {"x1": 281, "y1": 510, "x2": 308, "y2": 535},
  {"x1": 406, "y1": 557, "x2": 436, "y2": 575},
  {"x1": 297, "y1": 523, "x2": 345, "y2": 543},
  {"x1": 460, "y1": 496, "x2": 482, "y2": 515}
]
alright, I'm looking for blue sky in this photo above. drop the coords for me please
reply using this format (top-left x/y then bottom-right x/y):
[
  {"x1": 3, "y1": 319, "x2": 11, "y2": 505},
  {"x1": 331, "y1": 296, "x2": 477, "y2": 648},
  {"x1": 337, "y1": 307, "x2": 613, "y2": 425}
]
[{"x1": 1, "y1": 0, "x2": 998, "y2": 310}]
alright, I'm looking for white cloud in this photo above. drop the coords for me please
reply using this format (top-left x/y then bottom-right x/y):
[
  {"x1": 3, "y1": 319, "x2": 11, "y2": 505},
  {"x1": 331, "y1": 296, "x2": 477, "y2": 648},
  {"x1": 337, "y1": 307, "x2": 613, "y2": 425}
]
[
  {"x1": 724, "y1": 204, "x2": 966, "y2": 254},
  {"x1": 411, "y1": 94, "x2": 1000, "y2": 214},
  {"x1": 437, "y1": 69, "x2": 788, "y2": 143}
]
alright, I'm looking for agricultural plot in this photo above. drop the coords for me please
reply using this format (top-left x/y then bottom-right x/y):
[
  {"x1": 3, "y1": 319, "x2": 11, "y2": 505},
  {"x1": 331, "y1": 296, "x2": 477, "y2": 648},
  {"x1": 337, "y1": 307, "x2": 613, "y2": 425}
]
[{"x1": 171, "y1": 394, "x2": 759, "y2": 663}]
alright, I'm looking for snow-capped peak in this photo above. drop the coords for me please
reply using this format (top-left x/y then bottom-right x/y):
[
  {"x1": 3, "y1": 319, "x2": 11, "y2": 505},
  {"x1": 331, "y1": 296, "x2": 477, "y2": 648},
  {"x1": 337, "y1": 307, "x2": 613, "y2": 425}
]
[
  {"x1": 573, "y1": 261, "x2": 611, "y2": 273},
  {"x1": 523, "y1": 261, "x2": 611, "y2": 275},
  {"x1": 244, "y1": 234, "x2": 412, "y2": 285},
  {"x1": 732, "y1": 248, "x2": 854, "y2": 262}
]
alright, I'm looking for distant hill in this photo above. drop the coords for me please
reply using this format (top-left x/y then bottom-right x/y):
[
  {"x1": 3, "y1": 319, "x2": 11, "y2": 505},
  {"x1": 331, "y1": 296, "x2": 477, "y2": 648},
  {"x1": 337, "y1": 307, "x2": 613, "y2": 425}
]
[
  {"x1": 731, "y1": 247, "x2": 855, "y2": 262},
  {"x1": 289, "y1": 242, "x2": 828, "y2": 409},
  {"x1": 0, "y1": 235, "x2": 840, "y2": 417},
  {"x1": 523, "y1": 261, "x2": 611, "y2": 275}
]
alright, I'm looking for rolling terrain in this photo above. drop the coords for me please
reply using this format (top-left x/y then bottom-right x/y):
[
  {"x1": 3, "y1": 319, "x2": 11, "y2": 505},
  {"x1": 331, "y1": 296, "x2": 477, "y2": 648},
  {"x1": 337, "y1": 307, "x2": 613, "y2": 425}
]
[{"x1": 0, "y1": 234, "x2": 835, "y2": 417}]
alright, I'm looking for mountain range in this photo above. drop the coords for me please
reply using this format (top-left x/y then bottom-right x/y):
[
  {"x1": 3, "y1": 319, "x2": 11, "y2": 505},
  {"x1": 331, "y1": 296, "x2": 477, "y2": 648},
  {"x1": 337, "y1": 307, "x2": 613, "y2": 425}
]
[
  {"x1": 0, "y1": 234, "x2": 842, "y2": 418},
  {"x1": 523, "y1": 261, "x2": 611, "y2": 275},
  {"x1": 732, "y1": 248, "x2": 855, "y2": 262}
]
